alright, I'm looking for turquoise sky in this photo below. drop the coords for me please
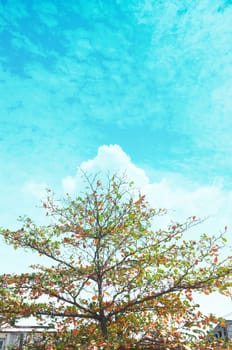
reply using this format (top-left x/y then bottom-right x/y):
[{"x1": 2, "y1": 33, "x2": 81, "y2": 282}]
[
  {"x1": 0, "y1": 0, "x2": 232, "y2": 315},
  {"x1": 1, "y1": 0, "x2": 232, "y2": 187}
]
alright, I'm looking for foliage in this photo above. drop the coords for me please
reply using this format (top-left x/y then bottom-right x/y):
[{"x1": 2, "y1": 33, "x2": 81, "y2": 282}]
[{"x1": 0, "y1": 173, "x2": 231, "y2": 349}]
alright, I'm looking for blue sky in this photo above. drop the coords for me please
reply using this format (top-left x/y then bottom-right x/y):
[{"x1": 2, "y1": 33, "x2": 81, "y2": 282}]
[{"x1": 0, "y1": 0, "x2": 232, "y2": 315}]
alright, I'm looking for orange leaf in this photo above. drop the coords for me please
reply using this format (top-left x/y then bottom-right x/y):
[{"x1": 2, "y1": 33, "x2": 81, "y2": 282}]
[{"x1": 73, "y1": 329, "x2": 78, "y2": 336}]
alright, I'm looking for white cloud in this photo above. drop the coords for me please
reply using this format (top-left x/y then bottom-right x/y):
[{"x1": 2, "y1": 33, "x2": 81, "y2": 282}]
[
  {"x1": 62, "y1": 176, "x2": 77, "y2": 194},
  {"x1": 62, "y1": 144, "x2": 231, "y2": 232},
  {"x1": 144, "y1": 179, "x2": 230, "y2": 230},
  {"x1": 79, "y1": 144, "x2": 149, "y2": 186},
  {"x1": 62, "y1": 144, "x2": 149, "y2": 193},
  {"x1": 23, "y1": 181, "x2": 48, "y2": 200}
]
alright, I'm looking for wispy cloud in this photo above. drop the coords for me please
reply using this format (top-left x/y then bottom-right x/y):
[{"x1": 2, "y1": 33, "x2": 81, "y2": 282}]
[
  {"x1": 1, "y1": 1, "x2": 231, "y2": 185},
  {"x1": 1, "y1": 1, "x2": 232, "y2": 177}
]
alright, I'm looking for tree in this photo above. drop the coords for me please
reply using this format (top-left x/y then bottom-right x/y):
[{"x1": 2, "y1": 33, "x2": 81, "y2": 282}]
[{"x1": 0, "y1": 173, "x2": 231, "y2": 349}]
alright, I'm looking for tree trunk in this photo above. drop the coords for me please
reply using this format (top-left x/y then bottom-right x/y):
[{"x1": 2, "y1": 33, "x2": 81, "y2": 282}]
[{"x1": 100, "y1": 316, "x2": 108, "y2": 339}]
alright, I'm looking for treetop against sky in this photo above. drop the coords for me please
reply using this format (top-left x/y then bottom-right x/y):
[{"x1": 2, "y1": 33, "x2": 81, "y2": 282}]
[
  {"x1": 0, "y1": 0, "x2": 232, "y2": 318},
  {"x1": 0, "y1": 174, "x2": 231, "y2": 348}
]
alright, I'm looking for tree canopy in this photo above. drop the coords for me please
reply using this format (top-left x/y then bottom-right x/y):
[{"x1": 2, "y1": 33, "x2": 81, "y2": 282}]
[{"x1": 0, "y1": 174, "x2": 231, "y2": 349}]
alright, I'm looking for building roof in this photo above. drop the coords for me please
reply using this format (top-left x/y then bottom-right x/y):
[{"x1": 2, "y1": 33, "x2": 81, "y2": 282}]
[{"x1": 0, "y1": 324, "x2": 54, "y2": 333}]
